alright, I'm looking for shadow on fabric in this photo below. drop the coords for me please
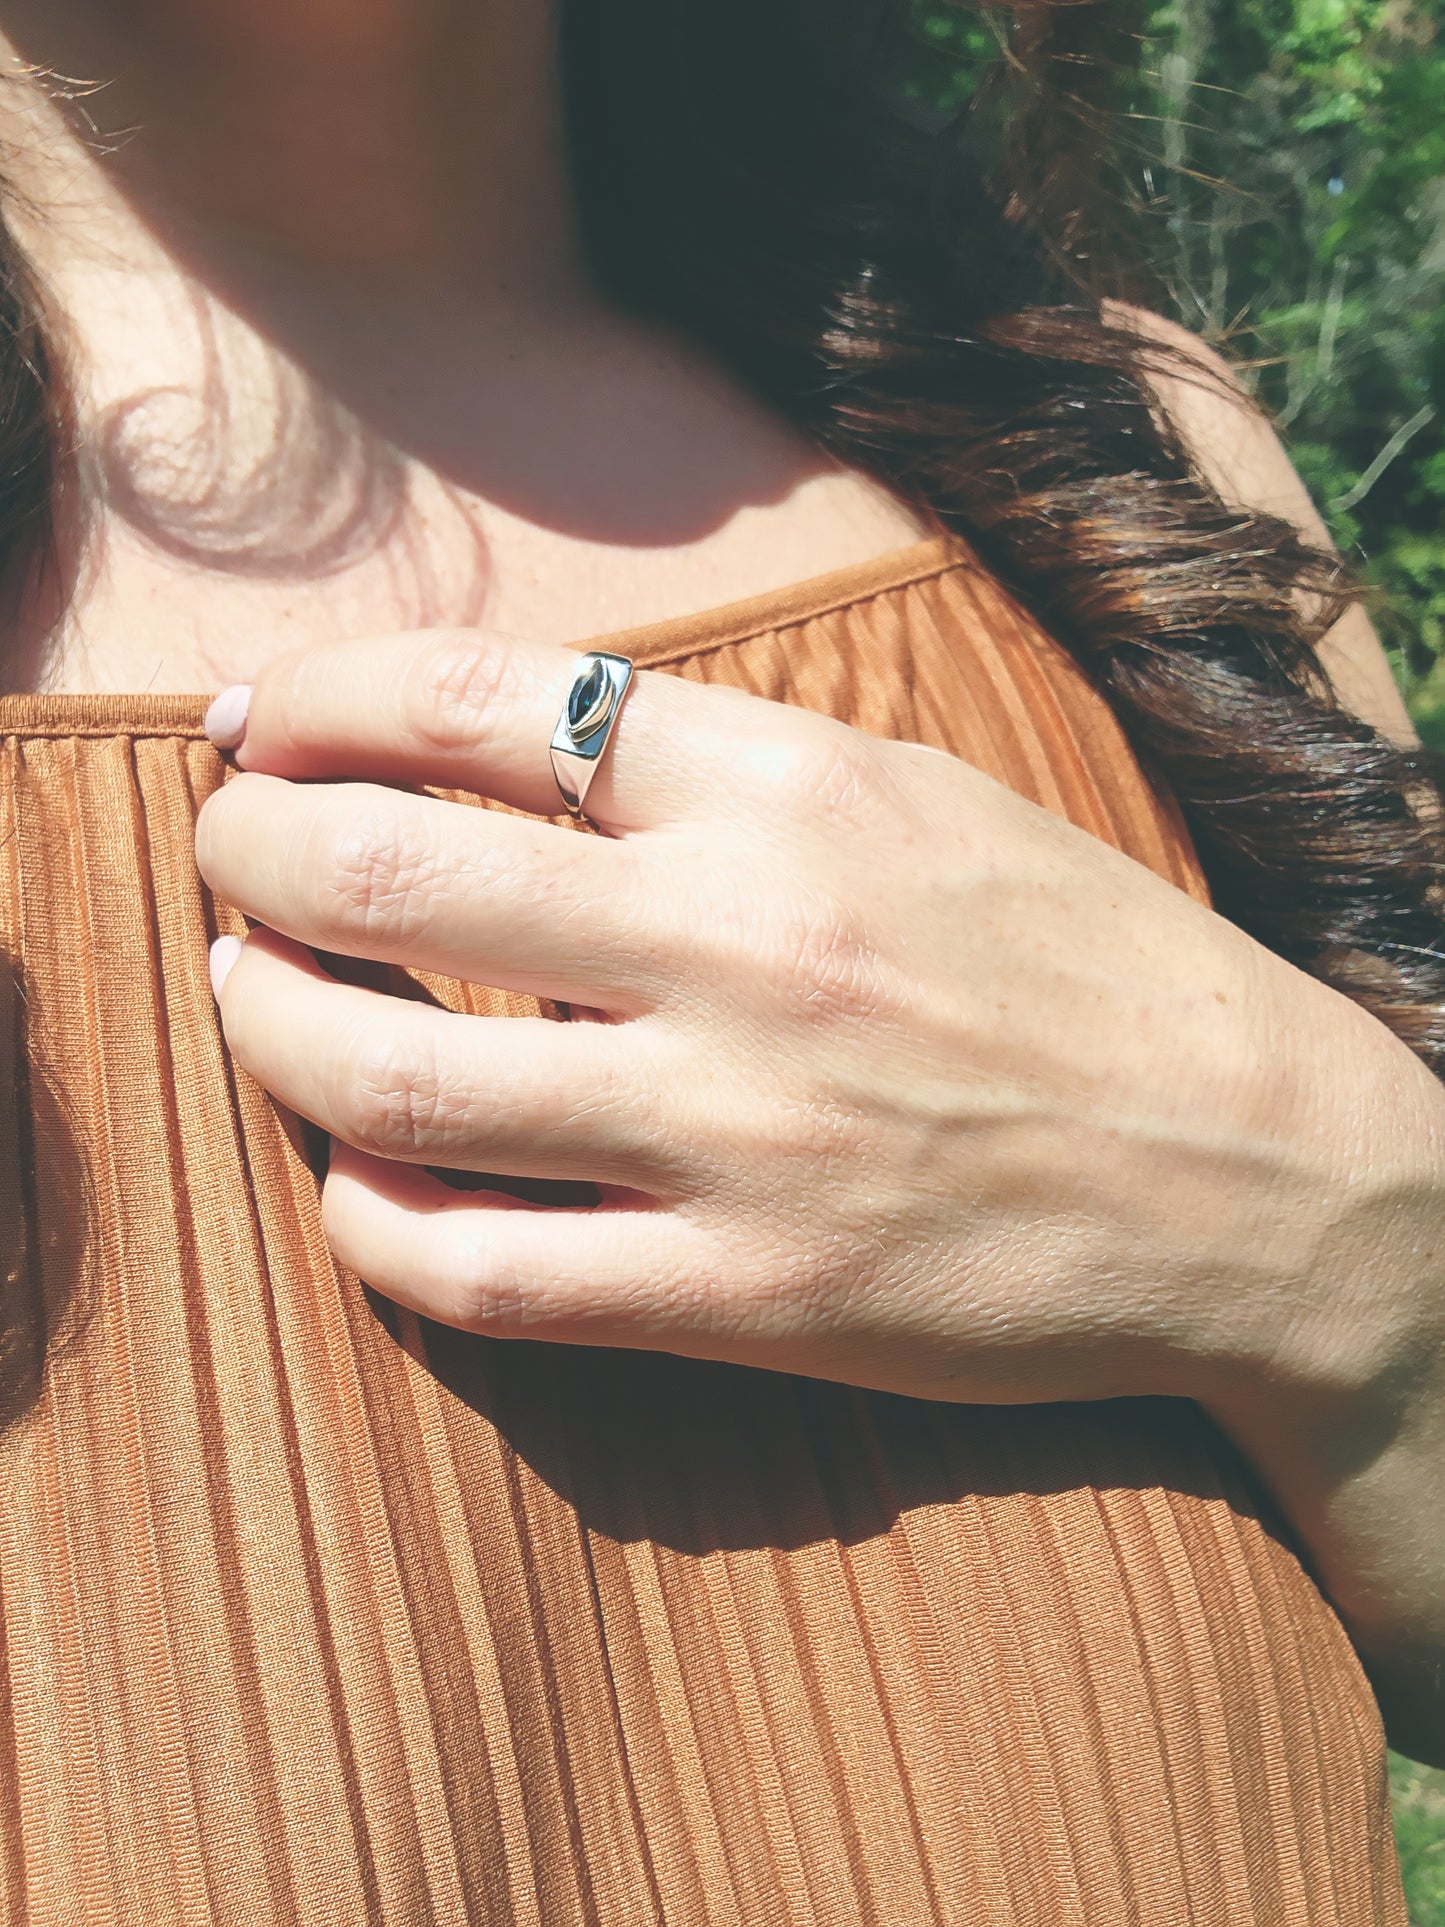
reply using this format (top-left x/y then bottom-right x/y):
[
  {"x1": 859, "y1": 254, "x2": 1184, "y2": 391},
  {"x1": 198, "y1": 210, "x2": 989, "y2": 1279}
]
[
  {"x1": 401, "y1": 1301, "x2": 1294, "y2": 1564},
  {"x1": 0, "y1": 954, "x2": 99, "y2": 1435}
]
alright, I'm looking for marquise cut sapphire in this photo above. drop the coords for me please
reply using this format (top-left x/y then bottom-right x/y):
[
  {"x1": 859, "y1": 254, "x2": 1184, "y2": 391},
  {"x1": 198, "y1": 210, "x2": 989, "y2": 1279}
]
[{"x1": 567, "y1": 659, "x2": 615, "y2": 742}]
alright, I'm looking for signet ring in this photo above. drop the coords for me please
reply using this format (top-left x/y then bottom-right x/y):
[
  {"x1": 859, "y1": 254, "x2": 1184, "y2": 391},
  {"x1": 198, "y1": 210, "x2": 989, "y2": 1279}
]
[{"x1": 549, "y1": 651, "x2": 635, "y2": 824}]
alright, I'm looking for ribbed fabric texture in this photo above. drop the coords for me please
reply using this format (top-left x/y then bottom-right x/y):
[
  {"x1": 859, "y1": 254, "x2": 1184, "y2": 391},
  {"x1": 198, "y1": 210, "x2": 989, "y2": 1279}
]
[{"x1": 0, "y1": 539, "x2": 1405, "y2": 1924}]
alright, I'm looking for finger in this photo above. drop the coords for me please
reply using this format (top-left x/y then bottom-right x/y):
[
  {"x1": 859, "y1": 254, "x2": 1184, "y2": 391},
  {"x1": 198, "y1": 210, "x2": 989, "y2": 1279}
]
[
  {"x1": 197, "y1": 771, "x2": 665, "y2": 1012},
  {"x1": 212, "y1": 627, "x2": 859, "y2": 833},
  {"x1": 215, "y1": 927, "x2": 681, "y2": 1186},
  {"x1": 324, "y1": 1141, "x2": 732, "y2": 1351}
]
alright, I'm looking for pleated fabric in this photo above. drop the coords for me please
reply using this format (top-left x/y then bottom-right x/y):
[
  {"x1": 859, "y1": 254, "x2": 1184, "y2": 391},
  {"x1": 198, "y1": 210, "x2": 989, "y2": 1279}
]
[{"x1": 0, "y1": 537, "x2": 1406, "y2": 1924}]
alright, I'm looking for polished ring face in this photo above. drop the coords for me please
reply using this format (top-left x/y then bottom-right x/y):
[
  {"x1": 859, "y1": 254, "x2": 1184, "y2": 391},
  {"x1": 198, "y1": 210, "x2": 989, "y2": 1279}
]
[{"x1": 549, "y1": 651, "x2": 634, "y2": 820}]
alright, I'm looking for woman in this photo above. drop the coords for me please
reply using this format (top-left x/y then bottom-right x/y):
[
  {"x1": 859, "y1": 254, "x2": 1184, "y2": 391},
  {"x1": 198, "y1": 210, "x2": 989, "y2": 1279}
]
[{"x1": 0, "y1": 0, "x2": 1440, "y2": 1921}]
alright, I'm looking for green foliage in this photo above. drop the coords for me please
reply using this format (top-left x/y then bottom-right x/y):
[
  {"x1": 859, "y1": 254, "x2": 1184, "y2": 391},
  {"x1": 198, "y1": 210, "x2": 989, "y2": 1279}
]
[
  {"x1": 1132, "y1": 0, "x2": 1445, "y2": 708},
  {"x1": 900, "y1": 5, "x2": 998, "y2": 109},
  {"x1": 1392, "y1": 1753, "x2": 1445, "y2": 1925},
  {"x1": 908, "y1": 0, "x2": 1445, "y2": 720}
]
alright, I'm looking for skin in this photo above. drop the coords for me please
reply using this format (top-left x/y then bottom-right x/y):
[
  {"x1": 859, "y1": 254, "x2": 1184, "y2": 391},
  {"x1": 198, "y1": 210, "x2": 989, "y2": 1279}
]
[
  {"x1": 0, "y1": 5, "x2": 920, "y2": 691},
  {"x1": 1, "y1": 1, "x2": 1442, "y2": 1765}
]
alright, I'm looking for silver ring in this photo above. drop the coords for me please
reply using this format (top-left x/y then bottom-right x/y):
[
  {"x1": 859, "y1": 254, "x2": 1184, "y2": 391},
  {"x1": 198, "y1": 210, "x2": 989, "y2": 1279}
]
[{"x1": 549, "y1": 651, "x2": 635, "y2": 822}]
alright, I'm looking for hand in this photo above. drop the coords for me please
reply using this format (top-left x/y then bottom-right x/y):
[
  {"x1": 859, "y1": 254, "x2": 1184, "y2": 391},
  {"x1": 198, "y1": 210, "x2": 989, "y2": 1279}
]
[{"x1": 193, "y1": 627, "x2": 1364, "y2": 1404}]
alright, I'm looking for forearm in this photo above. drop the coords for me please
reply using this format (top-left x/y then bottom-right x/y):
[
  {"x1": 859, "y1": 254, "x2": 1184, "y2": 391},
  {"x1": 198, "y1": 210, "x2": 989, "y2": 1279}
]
[{"x1": 1201, "y1": 983, "x2": 1445, "y2": 1765}]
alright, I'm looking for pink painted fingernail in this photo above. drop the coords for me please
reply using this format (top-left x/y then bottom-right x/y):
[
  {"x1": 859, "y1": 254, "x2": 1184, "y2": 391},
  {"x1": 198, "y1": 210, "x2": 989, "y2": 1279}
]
[
  {"x1": 204, "y1": 684, "x2": 252, "y2": 750},
  {"x1": 209, "y1": 935, "x2": 243, "y2": 999}
]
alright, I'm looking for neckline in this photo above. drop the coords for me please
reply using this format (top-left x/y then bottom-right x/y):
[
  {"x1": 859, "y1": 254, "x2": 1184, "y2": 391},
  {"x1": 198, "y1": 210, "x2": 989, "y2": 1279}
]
[
  {"x1": 577, "y1": 531, "x2": 966, "y2": 668},
  {"x1": 0, "y1": 532, "x2": 968, "y2": 738}
]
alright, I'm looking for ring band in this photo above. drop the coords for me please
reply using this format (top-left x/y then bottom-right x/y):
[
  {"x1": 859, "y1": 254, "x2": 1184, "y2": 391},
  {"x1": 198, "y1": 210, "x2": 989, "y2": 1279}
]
[{"x1": 549, "y1": 651, "x2": 635, "y2": 823}]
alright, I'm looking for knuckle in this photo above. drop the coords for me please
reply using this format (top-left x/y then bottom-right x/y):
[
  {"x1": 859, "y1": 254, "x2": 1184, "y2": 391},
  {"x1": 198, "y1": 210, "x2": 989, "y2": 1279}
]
[
  {"x1": 436, "y1": 1220, "x2": 592, "y2": 1336},
  {"x1": 446, "y1": 1249, "x2": 535, "y2": 1334},
  {"x1": 312, "y1": 796, "x2": 438, "y2": 947},
  {"x1": 675, "y1": 866, "x2": 889, "y2": 1026},
  {"x1": 812, "y1": 735, "x2": 877, "y2": 820},
  {"x1": 792, "y1": 1092, "x2": 875, "y2": 1180},
  {"x1": 403, "y1": 636, "x2": 519, "y2": 753},
  {"x1": 761, "y1": 726, "x2": 878, "y2": 825},
  {"x1": 342, "y1": 1025, "x2": 467, "y2": 1159},
  {"x1": 787, "y1": 898, "x2": 885, "y2": 1016},
  {"x1": 758, "y1": 1081, "x2": 872, "y2": 1188},
  {"x1": 751, "y1": 888, "x2": 892, "y2": 1026}
]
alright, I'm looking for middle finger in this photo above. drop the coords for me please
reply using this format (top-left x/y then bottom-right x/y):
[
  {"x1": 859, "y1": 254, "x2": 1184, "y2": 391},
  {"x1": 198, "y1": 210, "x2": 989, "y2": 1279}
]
[{"x1": 197, "y1": 771, "x2": 669, "y2": 1012}]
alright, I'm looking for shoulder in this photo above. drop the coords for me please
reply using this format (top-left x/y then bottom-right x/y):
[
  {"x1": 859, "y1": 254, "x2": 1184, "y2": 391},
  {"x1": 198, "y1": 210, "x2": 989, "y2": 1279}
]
[
  {"x1": 1104, "y1": 303, "x2": 1418, "y2": 747},
  {"x1": 1106, "y1": 304, "x2": 1323, "y2": 532}
]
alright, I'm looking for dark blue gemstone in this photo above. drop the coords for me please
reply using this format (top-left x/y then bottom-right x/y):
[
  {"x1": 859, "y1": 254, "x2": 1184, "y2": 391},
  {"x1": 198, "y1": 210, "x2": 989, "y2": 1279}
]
[{"x1": 567, "y1": 660, "x2": 614, "y2": 741}]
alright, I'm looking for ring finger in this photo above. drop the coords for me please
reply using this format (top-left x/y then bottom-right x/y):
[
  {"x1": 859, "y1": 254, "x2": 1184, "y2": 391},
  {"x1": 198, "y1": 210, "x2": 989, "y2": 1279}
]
[{"x1": 214, "y1": 627, "x2": 849, "y2": 835}]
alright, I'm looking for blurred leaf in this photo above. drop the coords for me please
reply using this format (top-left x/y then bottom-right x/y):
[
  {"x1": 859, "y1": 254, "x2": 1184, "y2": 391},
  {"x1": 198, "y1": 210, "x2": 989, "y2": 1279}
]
[{"x1": 1390, "y1": 1752, "x2": 1445, "y2": 1924}]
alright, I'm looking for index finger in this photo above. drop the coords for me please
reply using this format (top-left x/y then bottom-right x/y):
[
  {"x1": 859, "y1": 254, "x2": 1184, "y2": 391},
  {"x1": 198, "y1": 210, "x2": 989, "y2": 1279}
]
[{"x1": 208, "y1": 629, "x2": 824, "y2": 833}]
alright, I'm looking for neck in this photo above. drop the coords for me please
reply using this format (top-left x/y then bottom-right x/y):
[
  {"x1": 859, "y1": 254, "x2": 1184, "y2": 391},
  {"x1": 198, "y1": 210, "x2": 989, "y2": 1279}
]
[
  {"x1": 0, "y1": 0, "x2": 584, "y2": 294},
  {"x1": 0, "y1": 3, "x2": 918, "y2": 697},
  {"x1": 0, "y1": 0, "x2": 663, "y2": 600}
]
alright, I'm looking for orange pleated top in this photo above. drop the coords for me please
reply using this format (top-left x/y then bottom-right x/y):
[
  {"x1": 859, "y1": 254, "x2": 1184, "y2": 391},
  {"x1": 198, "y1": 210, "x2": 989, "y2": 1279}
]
[{"x1": 0, "y1": 537, "x2": 1406, "y2": 1924}]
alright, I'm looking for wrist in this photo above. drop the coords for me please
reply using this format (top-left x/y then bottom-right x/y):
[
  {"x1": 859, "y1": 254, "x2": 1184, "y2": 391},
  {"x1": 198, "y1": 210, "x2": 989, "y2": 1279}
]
[
  {"x1": 1196, "y1": 946, "x2": 1445, "y2": 1412},
  {"x1": 1193, "y1": 960, "x2": 1445, "y2": 1721}
]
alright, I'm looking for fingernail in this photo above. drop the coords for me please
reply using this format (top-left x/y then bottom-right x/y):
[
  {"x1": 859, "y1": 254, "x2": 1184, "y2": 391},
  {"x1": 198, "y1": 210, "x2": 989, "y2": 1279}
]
[
  {"x1": 209, "y1": 935, "x2": 243, "y2": 999},
  {"x1": 204, "y1": 684, "x2": 252, "y2": 750}
]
